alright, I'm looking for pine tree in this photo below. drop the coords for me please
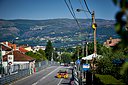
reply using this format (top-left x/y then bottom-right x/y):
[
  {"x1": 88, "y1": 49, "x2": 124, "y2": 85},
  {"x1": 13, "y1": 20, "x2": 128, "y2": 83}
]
[{"x1": 45, "y1": 40, "x2": 53, "y2": 61}]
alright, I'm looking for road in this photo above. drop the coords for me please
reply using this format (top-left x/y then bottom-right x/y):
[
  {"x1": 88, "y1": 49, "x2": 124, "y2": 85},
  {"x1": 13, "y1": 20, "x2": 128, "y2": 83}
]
[{"x1": 11, "y1": 66, "x2": 72, "y2": 85}]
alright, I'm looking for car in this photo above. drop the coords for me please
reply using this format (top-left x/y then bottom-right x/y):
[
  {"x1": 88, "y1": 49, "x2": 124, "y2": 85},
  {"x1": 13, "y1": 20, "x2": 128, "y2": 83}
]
[
  {"x1": 64, "y1": 63, "x2": 69, "y2": 67},
  {"x1": 56, "y1": 70, "x2": 68, "y2": 78},
  {"x1": 60, "y1": 63, "x2": 64, "y2": 66}
]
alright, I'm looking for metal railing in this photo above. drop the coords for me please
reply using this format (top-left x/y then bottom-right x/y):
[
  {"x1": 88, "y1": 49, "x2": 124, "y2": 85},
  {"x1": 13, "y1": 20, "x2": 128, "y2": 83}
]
[
  {"x1": 0, "y1": 69, "x2": 29, "y2": 85},
  {"x1": 0, "y1": 61, "x2": 59, "y2": 85}
]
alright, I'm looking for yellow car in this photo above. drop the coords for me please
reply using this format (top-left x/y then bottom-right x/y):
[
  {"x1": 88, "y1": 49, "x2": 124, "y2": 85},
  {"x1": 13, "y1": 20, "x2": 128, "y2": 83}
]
[{"x1": 57, "y1": 70, "x2": 68, "y2": 78}]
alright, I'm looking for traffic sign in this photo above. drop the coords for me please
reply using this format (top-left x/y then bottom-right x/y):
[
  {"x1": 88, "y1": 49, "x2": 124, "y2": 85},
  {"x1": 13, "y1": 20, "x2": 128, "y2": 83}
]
[
  {"x1": 76, "y1": 59, "x2": 80, "y2": 64},
  {"x1": 83, "y1": 64, "x2": 90, "y2": 71},
  {"x1": 8, "y1": 55, "x2": 14, "y2": 65}
]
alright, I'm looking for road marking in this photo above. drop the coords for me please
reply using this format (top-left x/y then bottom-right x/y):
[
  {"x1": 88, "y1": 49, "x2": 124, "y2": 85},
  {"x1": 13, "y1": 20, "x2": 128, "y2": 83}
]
[
  {"x1": 57, "y1": 78, "x2": 63, "y2": 85},
  {"x1": 32, "y1": 66, "x2": 60, "y2": 85}
]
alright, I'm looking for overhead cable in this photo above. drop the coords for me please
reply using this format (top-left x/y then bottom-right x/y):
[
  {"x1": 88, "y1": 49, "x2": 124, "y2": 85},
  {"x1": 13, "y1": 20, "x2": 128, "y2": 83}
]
[
  {"x1": 84, "y1": 0, "x2": 92, "y2": 15},
  {"x1": 64, "y1": 0, "x2": 81, "y2": 29},
  {"x1": 78, "y1": 0, "x2": 89, "y2": 18}
]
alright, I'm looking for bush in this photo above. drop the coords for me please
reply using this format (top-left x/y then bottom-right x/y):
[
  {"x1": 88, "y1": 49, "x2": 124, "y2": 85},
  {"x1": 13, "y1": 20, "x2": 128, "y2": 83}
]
[
  {"x1": 94, "y1": 74, "x2": 125, "y2": 85},
  {"x1": 120, "y1": 62, "x2": 128, "y2": 84}
]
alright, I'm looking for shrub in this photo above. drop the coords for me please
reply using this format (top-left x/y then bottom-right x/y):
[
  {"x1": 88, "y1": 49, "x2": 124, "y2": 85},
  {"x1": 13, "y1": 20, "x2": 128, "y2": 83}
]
[{"x1": 94, "y1": 74, "x2": 125, "y2": 85}]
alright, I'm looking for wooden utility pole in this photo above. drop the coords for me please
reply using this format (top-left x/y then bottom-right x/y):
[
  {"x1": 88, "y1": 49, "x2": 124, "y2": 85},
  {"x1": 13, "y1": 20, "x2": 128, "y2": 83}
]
[
  {"x1": 86, "y1": 42, "x2": 88, "y2": 64},
  {"x1": 91, "y1": 11, "x2": 97, "y2": 84},
  {"x1": 92, "y1": 11, "x2": 97, "y2": 55}
]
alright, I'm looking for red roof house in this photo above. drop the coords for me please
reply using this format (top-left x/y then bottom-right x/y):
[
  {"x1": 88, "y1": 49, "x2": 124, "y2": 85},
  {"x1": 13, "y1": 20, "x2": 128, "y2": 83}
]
[{"x1": 3, "y1": 50, "x2": 34, "y2": 62}]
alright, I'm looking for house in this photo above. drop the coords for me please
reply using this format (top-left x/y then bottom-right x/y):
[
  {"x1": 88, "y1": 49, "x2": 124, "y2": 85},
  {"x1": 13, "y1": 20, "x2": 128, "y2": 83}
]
[
  {"x1": 0, "y1": 42, "x2": 35, "y2": 75},
  {"x1": 33, "y1": 45, "x2": 46, "y2": 52},
  {"x1": 103, "y1": 37, "x2": 121, "y2": 47},
  {"x1": 19, "y1": 46, "x2": 29, "y2": 53},
  {"x1": 2, "y1": 50, "x2": 35, "y2": 74},
  {"x1": 18, "y1": 45, "x2": 33, "y2": 52}
]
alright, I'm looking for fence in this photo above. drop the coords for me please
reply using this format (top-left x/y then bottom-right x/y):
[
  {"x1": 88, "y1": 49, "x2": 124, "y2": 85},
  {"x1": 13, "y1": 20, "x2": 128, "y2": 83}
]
[
  {"x1": 2, "y1": 63, "x2": 29, "y2": 75},
  {"x1": 0, "y1": 69, "x2": 29, "y2": 85},
  {"x1": 35, "y1": 61, "x2": 59, "y2": 72},
  {"x1": 0, "y1": 61, "x2": 59, "y2": 85}
]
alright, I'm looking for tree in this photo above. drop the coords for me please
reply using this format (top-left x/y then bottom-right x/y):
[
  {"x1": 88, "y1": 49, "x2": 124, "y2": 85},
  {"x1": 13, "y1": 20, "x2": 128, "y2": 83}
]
[
  {"x1": 38, "y1": 49, "x2": 47, "y2": 60},
  {"x1": 120, "y1": 62, "x2": 128, "y2": 84},
  {"x1": 26, "y1": 49, "x2": 47, "y2": 62},
  {"x1": 61, "y1": 52, "x2": 72, "y2": 63},
  {"x1": 45, "y1": 40, "x2": 54, "y2": 61},
  {"x1": 72, "y1": 46, "x2": 82, "y2": 62}
]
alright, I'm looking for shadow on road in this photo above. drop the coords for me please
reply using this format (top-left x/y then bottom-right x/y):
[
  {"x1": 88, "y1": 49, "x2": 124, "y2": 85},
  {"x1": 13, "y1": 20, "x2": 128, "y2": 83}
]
[{"x1": 61, "y1": 82, "x2": 69, "y2": 85}]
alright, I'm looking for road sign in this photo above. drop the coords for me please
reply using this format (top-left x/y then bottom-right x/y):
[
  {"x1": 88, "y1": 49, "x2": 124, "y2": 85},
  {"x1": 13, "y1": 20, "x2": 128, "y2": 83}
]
[
  {"x1": 76, "y1": 59, "x2": 80, "y2": 64},
  {"x1": 8, "y1": 55, "x2": 14, "y2": 65},
  {"x1": 83, "y1": 64, "x2": 90, "y2": 71}
]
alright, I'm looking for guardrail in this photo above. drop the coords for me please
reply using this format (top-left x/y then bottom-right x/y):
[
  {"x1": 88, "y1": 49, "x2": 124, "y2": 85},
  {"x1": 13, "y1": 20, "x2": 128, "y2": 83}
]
[
  {"x1": 0, "y1": 69, "x2": 29, "y2": 85},
  {"x1": 0, "y1": 61, "x2": 59, "y2": 85},
  {"x1": 73, "y1": 69, "x2": 79, "y2": 85}
]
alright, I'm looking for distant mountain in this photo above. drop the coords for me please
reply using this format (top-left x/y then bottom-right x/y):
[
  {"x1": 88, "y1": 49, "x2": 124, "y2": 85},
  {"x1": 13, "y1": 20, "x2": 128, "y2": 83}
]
[{"x1": 0, "y1": 19, "x2": 119, "y2": 47}]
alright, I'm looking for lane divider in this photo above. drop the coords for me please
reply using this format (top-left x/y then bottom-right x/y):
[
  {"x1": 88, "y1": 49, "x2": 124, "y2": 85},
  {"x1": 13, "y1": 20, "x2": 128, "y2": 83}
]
[{"x1": 57, "y1": 78, "x2": 63, "y2": 85}]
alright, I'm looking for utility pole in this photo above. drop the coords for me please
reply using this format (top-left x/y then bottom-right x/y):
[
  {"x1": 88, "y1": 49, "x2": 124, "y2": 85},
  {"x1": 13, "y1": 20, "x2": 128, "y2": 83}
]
[
  {"x1": 77, "y1": 46, "x2": 79, "y2": 59},
  {"x1": 82, "y1": 42, "x2": 84, "y2": 57},
  {"x1": 92, "y1": 11, "x2": 97, "y2": 55},
  {"x1": 91, "y1": 11, "x2": 97, "y2": 85},
  {"x1": 86, "y1": 42, "x2": 88, "y2": 64}
]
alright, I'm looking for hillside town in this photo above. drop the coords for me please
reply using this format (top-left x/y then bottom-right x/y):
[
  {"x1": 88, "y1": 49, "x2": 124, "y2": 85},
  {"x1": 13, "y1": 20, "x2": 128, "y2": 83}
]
[{"x1": 0, "y1": 0, "x2": 128, "y2": 85}]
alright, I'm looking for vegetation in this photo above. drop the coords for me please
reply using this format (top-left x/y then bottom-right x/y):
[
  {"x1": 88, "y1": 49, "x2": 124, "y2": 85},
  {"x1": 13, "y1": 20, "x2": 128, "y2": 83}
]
[
  {"x1": 45, "y1": 40, "x2": 54, "y2": 61},
  {"x1": 94, "y1": 74, "x2": 125, "y2": 85},
  {"x1": 120, "y1": 62, "x2": 128, "y2": 84},
  {"x1": 26, "y1": 49, "x2": 46, "y2": 62},
  {"x1": 61, "y1": 52, "x2": 72, "y2": 63}
]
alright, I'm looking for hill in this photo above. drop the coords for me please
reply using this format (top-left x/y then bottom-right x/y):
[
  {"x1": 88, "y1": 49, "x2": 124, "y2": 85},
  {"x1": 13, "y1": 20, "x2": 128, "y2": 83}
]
[{"x1": 0, "y1": 19, "x2": 119, "y2": 47}]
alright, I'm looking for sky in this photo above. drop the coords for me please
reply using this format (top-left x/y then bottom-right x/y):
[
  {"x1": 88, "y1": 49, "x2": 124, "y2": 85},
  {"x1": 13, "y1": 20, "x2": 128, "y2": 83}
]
[{"x1": 0, "y1": 0, "x2": 119, "y2": 20}]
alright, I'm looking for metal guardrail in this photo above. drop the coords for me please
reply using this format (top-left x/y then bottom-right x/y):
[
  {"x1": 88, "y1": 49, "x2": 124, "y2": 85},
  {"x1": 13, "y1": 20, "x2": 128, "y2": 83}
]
[
  {"x1": 73, "y1": 69, "x2": 79, "y2": 85},
  {"x1": 0, "y1": 61, "x2": 59, "y2": 85},
  {"x1": 0, "y1": 69, "x2": 29, "y2": 85}
]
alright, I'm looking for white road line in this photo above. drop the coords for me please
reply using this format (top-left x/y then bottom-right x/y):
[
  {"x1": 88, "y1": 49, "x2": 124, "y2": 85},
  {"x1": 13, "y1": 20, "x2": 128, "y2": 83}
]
[
  {"x1": 32, "y1": 66, "x2": 60, "y2": 85},
  {"x1": 57, "y1": 78, "x2": 63, "y2": 85}
]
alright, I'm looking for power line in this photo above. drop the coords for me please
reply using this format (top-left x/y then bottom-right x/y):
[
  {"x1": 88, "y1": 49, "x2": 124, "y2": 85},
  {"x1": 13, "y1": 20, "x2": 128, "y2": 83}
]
[
  {"x1": 78, "y1": 0, "x2": 92, "y2": 42},
  {"x1": 64, "y1": 0, "x2": 81, "y2": 29},
  {"x1": 78, "y1": 0, "x2": 89, "y2": 19},
  {"x1": 84, "y1": 0, "x2": 92, "y2": 15}
]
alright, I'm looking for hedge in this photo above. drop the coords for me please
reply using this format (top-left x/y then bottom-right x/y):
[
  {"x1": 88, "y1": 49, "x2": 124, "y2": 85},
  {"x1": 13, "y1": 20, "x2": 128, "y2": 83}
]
[{"x1": 94, "y1": 74, "x2": 125, "y2": 85}]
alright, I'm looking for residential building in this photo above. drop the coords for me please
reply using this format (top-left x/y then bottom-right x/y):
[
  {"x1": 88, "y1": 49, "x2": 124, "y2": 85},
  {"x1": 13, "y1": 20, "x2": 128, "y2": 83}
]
[
  {"x1": 103, "y1": 37, "x2": 121, "y2": 47},
  {"x1": 0, "y1": 42, "x2": 35, "y2": 75}
]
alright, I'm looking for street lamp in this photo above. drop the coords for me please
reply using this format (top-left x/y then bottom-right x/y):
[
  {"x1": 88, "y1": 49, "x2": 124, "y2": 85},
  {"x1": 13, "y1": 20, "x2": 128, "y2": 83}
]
[
  {"x1": 76, "y1": 8, "x2": 97, "y2": 61},
  {"x1": 77, "y1": 8, "x2": 97, "y2": 84},
  {"x1": 76, "y1": 9, "x2": 89, "y2": 13}
]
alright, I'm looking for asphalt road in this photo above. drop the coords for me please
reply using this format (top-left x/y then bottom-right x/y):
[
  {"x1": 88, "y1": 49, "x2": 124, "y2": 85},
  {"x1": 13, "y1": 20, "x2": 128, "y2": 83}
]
[{"x1": 11, "y1": 66, "x2": 72, "y2": 85}]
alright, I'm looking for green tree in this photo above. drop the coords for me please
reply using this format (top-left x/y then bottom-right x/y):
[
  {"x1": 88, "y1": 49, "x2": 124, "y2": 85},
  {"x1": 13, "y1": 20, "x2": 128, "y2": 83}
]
[
  {"x1": 53, "y1": 51, "x2": 58, "y2": 61},
  {"x1": 26, "y1": 50, "x2": 47, "y2": 62},
  {"x1": 45, "y1": 40, "x2": 54, "y2": 61},
  {"x1": 72, "y1": 46, "x2": 82, "y2": 62},
  {"x1": 61, "y1": 52, "x2": 72, "y2": 63},
  {"x1": 87, "y1": 42, "x2": 104, "y2": 55},
  {"x1": 120, "y1": 62, "x2": 128, "y2": 84},
  {"x1": 38, "y1": 49, "x2": 47, "y2": 60}
]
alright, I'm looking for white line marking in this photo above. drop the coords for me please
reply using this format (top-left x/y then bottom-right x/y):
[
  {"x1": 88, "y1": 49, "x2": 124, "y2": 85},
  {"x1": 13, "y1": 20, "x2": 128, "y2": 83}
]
[
  {"x1": 57, "y1": 78, "x2": 63, "y2": 85},
  {"x1": 32, "y1": 66, "x2": 60, "y2": 85},
  {"x1": 32, "y1": 82, "x2": 38, "y2": 85}
]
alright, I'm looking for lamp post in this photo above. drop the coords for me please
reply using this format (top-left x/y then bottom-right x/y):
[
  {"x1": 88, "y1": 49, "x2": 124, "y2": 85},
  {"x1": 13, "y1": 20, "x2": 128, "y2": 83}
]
[
  {"x1": 76, "y1": 8, "x2": 97, "y2": 62},
  {"x1": 77, "y1": 9, "x2": 97, "y2": 84}
]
